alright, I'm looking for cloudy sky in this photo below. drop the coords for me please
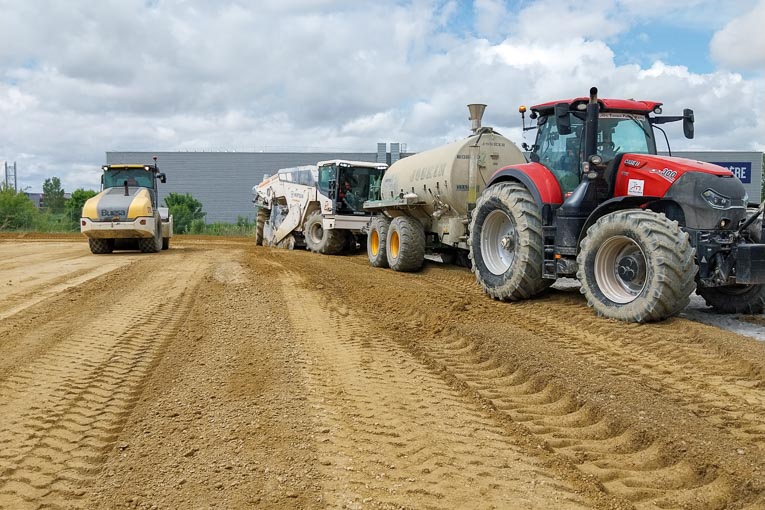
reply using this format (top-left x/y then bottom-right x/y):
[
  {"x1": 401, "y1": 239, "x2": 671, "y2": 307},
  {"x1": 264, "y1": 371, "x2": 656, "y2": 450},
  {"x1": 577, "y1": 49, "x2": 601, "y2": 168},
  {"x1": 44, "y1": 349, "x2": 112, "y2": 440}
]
[{"x1": 1, "y1": 0, "x2": 763, "y2": 192}]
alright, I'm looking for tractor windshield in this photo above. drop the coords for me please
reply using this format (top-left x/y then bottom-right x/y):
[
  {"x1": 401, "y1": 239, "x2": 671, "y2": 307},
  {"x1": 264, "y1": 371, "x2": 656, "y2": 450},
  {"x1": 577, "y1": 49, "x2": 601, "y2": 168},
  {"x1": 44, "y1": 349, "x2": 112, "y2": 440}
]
[
  {"x1": 533, "y1": 112, "x2": 656, "y2": 193},
  {"x1": 103, "y1": 169, "x2": 155, "y2": 189}
]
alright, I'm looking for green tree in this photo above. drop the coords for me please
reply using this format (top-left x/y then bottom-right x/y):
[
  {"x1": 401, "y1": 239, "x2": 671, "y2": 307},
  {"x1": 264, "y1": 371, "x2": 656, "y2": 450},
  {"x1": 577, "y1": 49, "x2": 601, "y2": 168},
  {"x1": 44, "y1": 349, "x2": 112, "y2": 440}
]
[
  {"x1": 164, "y1": 192, "x2": 206, "y2": 234},
  {"x1": 42, "y1": 176, "x2": 66, "y2": 213},
  {"x1": 0, "y1": 183, "x2": 39, "y2": 230},
  {"x1": 65, "y1": 188, "x2": 98, "y2": 225}
]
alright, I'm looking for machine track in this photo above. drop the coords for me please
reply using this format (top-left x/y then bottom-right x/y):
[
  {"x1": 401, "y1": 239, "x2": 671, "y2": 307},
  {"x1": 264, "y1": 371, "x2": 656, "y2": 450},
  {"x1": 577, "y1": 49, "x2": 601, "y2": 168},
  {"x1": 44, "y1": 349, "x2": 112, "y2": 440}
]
[
  {"x1": 0, "y1": 245, "x2": 206, "y2": 509},
  {"x1": 1, "y1": 238, "x2": 764, "y2": 509}
]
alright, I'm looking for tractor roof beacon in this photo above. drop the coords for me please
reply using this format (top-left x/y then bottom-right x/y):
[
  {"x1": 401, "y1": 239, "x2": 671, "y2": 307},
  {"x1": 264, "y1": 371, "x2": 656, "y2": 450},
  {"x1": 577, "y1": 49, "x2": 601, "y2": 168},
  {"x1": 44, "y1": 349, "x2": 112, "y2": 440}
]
[{"x1": 469, "y1": 86, "x2": 765, "y2": 322}]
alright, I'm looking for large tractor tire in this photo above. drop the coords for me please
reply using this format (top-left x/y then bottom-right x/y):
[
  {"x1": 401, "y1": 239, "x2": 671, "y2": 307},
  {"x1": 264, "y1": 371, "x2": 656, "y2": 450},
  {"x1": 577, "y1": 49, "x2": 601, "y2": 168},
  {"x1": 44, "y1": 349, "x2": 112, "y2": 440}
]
[
  {"x1": 367, "y1": 215, "x2": 391, "y2": 268},
  {"x1": 468, "y1": 182, "x2": 549, "y2": 300},
  {"x1": 255, "y1": 208, "x2": 269, "y2": 246},
  {"x1": 697, "y1": 285, "x2": 765, "y2": 314},
  {"x1": 304, "y1": 211, "x2": 345, "y2": 254},
  {"x1": 139, "y1": 217, "x2": 163, "y2": 253},
  {"x1": 577, "y1": 210, "x2": 696, "y2": 322},
  {"x1": 88, "y1": 238, "x2": 114, "y2": 254},
  {"x1": 386, "y1": 216, "x2": 425, "y2": 272}
]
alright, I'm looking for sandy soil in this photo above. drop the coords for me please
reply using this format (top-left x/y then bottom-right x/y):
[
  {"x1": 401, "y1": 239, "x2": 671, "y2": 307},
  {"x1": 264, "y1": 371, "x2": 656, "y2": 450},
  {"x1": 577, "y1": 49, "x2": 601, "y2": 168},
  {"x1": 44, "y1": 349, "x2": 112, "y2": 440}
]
[{"x1": 0, "y1": 236, "x2": 764, "y2": 509}]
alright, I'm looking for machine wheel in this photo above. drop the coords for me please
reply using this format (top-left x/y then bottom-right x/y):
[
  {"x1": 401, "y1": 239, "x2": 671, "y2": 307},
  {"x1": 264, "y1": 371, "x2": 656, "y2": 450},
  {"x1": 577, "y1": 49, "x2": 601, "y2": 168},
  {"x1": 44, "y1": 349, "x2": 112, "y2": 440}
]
[
  {"x1": 697, "y1": 285, "x2": 765, "y2": 314},
  {"x1": 468, "y1": 182, "x2": 548, "y2": 300},
  {"x1": 386, "y1": 216, "x2": 425, "y2": 272},
  {"x1": 304, "y1": 211, "x2": 345, "y2": 254},
  {"x1": 577, "y1": 210, "x2": 696, "y2": 322},
  {"x1": 255, "y1": 208, "x2": 269, "y2": 246},
  {"x1": 162, "y1": 237, "x2": 170, "y2": 250},
  {"x1": 139, "y1": 218, "x2": 163, "y2": 253},
  {"x1": 88, "y1": 238, "x2": 114, "y2": 254},
  {"x1": 368, "y1": 216, "x2": 391, "y2": 268}
]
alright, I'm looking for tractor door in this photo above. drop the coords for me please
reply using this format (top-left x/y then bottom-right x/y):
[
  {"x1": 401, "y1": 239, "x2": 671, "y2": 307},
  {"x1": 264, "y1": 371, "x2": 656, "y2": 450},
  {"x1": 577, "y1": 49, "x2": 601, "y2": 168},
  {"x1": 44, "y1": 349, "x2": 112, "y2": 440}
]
[{"x1": 533, "y1": 114, "x2": 584, "y2": 194}]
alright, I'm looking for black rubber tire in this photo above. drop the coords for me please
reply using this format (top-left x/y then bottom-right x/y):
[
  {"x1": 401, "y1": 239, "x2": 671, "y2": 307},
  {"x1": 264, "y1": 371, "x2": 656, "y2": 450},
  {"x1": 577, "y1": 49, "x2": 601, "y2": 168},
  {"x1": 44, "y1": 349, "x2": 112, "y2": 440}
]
[
  {"x1": 162, "y1": 237, "x2": 170, "y2": 250},
  {"x1": 367, "y1": 216, "x2": 391, "y2": 268},
  {"x1": 88, "y1": 238, "x2": 114, "y2": 254},
  {"x1": 577, "y1": 210, "x2": 696, "y2": 322},
  {"x1": 255, "y1": 208, "x2": 269, "y2": 246},
  {"x1": 386, "y1": 216, "x2": 425, "y2": 272},
  {"x1": 468, "y1": 182, "x2": 548, "y2": 300},
  {"x1": 697, "y1": 285, "x2": 765, "y2": 314},
  {"x1": 303, "y1": 211, "x2": 346, "y2": 254},
  {"x1": 139, "y1": 216, "x2": 163, "y2": 253}
]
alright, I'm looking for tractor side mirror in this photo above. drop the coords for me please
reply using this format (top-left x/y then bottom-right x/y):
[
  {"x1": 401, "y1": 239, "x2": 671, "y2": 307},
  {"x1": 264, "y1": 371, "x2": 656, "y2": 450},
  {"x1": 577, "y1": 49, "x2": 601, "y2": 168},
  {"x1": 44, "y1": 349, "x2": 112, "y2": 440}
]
[
  {"x1": 555, "y1": 103, "x2": 571, "y2": 135},
  {"x1": 683, "y1": 108, "x2": 694, "y2": 139},
  {"x1": 157, "y1": 173, "x2": 167, "y2": 183}
]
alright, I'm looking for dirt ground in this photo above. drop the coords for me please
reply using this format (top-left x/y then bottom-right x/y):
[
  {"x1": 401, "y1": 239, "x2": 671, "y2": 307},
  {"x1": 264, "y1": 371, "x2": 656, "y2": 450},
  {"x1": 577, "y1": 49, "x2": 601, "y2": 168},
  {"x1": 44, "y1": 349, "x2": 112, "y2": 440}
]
[{"x1": 0, "y1": 235, "x2": 764, "y2": 509}]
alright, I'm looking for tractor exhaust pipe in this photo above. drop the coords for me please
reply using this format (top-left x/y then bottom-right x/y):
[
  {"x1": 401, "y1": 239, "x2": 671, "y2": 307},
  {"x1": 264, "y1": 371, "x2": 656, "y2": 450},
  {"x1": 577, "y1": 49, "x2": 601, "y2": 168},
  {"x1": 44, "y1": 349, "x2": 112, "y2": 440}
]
[{"x1": 584, "y1": 87, "x2": 599, "y2": 162}]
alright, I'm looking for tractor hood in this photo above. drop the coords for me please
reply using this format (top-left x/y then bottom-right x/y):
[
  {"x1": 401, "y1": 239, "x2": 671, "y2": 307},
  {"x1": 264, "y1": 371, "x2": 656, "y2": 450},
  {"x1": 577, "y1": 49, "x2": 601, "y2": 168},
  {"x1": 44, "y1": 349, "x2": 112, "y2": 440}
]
[
  {"x1": 82, "y1": 187, "x2": 154, "y2": 222},
  {"x1": 623, "y1": 154, "x2": 733, "y2": 177}
]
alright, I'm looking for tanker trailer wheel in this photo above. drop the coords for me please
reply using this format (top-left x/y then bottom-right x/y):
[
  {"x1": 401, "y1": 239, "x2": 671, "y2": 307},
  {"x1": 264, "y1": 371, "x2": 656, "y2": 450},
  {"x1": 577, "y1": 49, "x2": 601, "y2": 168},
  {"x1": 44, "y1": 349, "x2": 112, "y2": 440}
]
[
  {"x1": 304, "y1": 210, "x2": 345, "y2": 254},
  {"x1": 468, "y1": 182, "x2": 548, "y2": 300},
  {"x1": 386, "y1": 216, "x2": 425, "y2": 272},
  {"x1": 368, "y1": 216, "x2": 391, "y2": 268},
  {"x1": 88, "y1": 238, "x2": 114, "y2": 254},
  {"x1": 697, "y1": 285, "x2": 765, "y2": 314},
  {"x1": 577, "y1": 210, "x2": 696, "y2": 322},
  {"x1": 255, "y1": 207, "x2": 269, "y2": 246}
]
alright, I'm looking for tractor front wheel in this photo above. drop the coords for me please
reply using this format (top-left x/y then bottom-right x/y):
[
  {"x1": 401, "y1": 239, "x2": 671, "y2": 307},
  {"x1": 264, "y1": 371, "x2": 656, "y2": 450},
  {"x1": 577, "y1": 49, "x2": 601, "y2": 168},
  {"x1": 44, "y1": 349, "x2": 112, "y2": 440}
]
[
  {"x1": 577, "y1": 210, "x2": 696, "y2": 322},
  {"x1": 468, "y1": 182, "x2": 548, "y2": 300},
  {"x1": 697, "y1": 285, "x2": 765, "y2": 314}
]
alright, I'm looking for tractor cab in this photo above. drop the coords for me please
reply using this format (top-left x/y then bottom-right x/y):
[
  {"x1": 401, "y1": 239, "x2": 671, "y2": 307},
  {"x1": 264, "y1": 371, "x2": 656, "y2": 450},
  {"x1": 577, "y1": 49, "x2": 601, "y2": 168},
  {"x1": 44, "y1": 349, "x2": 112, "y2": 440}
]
[
  {"x1": 523, "y1": 96, "x2": 675, "y2": 195},
  {"x1": 317, "y1": 160, "x2": 387, "y2": 215}
]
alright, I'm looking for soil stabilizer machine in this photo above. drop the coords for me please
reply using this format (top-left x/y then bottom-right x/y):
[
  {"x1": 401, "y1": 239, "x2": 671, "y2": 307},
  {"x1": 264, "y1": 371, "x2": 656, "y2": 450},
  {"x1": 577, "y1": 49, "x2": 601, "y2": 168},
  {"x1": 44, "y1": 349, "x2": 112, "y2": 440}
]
[
  {"x1": 365, "y1": 88, "x2": 765, "y2": 322},
  {"x1": 252, "y1": 159, "x2": 387, "y2": 254},
  {"x1": 81, "y1": 158, "x2": 173, "y2": 254}
]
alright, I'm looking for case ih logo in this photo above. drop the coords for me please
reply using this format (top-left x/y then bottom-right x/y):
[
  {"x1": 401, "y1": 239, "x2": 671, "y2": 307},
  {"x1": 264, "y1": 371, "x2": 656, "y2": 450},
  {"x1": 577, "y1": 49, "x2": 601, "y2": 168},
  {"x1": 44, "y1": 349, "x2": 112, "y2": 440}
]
[
  {"x1": 649, "y1": 168, "x2": 678, "y2": 183},
  {"x1": 623, "y1": 159, "x2": 643, "y2": 167}
]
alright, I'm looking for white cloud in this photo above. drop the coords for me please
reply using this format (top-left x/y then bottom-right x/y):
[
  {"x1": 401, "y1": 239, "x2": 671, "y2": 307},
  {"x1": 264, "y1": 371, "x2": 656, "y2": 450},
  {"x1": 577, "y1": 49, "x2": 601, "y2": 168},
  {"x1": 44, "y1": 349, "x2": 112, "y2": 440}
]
[
  {"x1": 0, "y1": 0, "x2": 762, "y2": 193},
  {"x1": 710, "y1": 0, "x2": 765, "y2": 70}
]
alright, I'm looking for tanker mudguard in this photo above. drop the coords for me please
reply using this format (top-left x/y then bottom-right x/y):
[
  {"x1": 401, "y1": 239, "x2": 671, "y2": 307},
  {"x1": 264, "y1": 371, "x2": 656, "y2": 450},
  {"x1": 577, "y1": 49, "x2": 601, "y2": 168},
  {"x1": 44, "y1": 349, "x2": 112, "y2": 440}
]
[{"x1": 488, "y1": 163, "x2": 564, "y2": 207}]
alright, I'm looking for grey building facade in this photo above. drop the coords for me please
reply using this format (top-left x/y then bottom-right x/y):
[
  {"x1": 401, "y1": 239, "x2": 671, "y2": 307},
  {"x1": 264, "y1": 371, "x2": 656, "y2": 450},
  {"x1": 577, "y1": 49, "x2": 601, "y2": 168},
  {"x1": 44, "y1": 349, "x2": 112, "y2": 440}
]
[{"x1": 106, "y1": 150, "x2": 405, "y2": 223}]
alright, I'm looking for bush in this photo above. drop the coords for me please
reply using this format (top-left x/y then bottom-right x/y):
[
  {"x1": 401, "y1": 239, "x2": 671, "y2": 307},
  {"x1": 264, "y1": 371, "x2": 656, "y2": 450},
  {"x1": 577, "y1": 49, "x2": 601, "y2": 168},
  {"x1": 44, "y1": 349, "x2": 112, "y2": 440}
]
[{"x1": 0, "y1": 184, "x2": 40, "y2": 230}]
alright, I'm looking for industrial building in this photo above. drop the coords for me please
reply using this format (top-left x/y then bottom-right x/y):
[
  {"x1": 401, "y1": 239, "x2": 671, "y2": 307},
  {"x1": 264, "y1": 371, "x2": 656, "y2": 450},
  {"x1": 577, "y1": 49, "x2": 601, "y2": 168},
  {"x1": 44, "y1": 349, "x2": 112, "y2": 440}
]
[
  {"x1": 106, "y1": 143, "x2": 407, "y2": 223},
  {"x1": 105, "y1": 147, "x2": 763, "y2": 224}
]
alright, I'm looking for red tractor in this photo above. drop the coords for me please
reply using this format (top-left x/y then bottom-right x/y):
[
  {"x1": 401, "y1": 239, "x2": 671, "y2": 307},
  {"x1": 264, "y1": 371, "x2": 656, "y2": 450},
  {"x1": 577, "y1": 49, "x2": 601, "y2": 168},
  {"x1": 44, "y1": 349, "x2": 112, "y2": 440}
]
[{"x1": 469, "y1": 87, "x2": 764, "y2": 322}]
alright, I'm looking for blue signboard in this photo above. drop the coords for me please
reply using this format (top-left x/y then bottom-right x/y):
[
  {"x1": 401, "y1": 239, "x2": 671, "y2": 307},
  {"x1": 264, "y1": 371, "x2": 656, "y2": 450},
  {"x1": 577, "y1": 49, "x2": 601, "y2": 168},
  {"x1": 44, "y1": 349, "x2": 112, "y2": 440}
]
[{"x1": 712, "y1": 162, "x2": 752, "y2": 184}]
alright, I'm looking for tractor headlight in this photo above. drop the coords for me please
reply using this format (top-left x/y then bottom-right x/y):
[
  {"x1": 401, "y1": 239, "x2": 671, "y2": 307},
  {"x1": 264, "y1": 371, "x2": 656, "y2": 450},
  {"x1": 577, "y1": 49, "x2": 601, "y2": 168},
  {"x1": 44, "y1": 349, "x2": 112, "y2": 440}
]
[{"x1": 702, "y1": 189, "x2": 732, "y2": 209}]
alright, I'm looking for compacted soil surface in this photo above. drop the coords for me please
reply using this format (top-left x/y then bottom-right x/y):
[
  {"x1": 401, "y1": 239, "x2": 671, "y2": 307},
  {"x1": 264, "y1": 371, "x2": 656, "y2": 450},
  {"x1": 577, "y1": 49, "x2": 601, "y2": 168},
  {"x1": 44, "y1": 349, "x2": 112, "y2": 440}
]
[{"x1": 0, "y1": 235, "x2": 764, "y2": 509}]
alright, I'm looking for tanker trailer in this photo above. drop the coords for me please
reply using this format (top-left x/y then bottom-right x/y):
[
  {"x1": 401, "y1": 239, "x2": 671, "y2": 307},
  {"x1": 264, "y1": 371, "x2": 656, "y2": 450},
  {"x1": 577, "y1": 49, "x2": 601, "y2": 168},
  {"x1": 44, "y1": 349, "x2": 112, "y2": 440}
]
[{"x1": 363, "y1": 105, "x2": 526, "y2": 271}]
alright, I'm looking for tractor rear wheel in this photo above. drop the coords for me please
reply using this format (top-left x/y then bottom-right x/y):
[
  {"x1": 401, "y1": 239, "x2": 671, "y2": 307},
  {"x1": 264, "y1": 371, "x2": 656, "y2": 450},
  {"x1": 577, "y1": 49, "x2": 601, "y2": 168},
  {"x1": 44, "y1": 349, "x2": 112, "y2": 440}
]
[
  {"x1": 304, "y1": 211, "x2": 345, "y2": 254},
  {"x1": 88, "y1": 238, "x2": 114, "y2": 254},
  {"x1": 697, "y1": 285, "x2": 765, "y2": 314},
  {"x1": 577, "y1": 210, "x2": 696, "y2": 322},
  {"x1": 469, "y1": 182, "x2": 548, "y2": 300},
  {"x1": 255, "y1": 208, "x2": 269, "y2": 246},
  {"x1": 386, "y1": 216, "x2": 425, "y2": 272},
  {"x1": 368, "y1": 216, "x2": 391, "y2": 268}
]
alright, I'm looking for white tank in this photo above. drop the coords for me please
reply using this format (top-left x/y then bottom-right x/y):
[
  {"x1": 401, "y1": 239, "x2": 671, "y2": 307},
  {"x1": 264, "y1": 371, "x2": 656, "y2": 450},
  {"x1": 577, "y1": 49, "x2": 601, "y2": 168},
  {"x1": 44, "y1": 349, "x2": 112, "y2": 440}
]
[{"x1": 380, "y1": 130, "x2": 526, "y2": 217}]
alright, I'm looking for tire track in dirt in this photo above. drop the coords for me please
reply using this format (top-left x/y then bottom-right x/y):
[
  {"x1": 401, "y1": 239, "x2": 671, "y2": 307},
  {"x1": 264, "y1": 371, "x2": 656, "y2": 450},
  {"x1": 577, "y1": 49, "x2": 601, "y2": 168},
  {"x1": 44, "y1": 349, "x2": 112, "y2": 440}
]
[
  {"x1": 0, "y1": 252, "x2": 208, "y2": 509},
  {"x1": 284, "y1": 249, "x2": 765, "y2": 509},
  {"x1": 0, "y1": 241, "x2": 143, "y2": 320},
  {"x1": 274, "y1": 262, "x2": 603, "y2": 510}
]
